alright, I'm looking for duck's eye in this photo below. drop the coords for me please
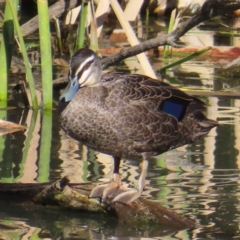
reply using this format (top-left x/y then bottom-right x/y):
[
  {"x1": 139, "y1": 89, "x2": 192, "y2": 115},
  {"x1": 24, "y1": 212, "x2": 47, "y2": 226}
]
[
  {"x1": 76, "y1": 60, "x2": 94, "y2": 81},
  {"x1": 83, "y1": 61, "x2": 92, "y2": 71}
]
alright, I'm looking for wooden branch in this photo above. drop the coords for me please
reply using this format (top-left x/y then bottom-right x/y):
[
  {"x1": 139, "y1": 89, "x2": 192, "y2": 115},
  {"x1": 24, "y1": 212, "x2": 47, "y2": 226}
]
[
  {"x1": 21, "y1": 0, "x2": 240, "y2": 68},
  {"x1": 101, "y1": 0, "x2": 240, "y2": 69},
  {"x1": 20, "y1": 0, "x2": 81, "y2": 37},
  {"x1": 0, "y1": 176, "x2": 194, "y2": 231},
  {"x1": 98, "y1": 46, "x2": 240, "y2": 59}
]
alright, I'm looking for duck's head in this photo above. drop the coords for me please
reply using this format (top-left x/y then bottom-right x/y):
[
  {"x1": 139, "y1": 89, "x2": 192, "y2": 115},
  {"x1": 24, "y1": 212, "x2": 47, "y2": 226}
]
[{"x1": 60, "y1": 48, "x2": 102, "y2": 102}]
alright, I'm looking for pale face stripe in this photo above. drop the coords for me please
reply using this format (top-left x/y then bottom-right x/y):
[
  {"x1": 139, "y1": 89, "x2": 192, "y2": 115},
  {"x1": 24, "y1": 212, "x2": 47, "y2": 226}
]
[
  {"x1": 79, "y1": 66, "x2": 93, "y2": 86},
  {"x1": 74, "y1": 54, "x2": 95, "y2": 77}
]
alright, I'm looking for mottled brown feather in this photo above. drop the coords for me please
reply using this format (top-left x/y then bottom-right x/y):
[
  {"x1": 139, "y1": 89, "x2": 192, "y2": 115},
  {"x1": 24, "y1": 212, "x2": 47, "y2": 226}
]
[{"x1": 60, "y1": 72, "x2": 217, "y2": 160}]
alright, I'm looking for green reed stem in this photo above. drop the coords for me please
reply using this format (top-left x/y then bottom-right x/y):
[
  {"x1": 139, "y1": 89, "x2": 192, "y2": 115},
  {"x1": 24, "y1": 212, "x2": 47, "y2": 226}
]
[
  {"x1": 53, "y1": 17, "x2": 62, "y2": 54},
  {"x1": 7, "y1": 0, "x2": 38, "y2": 109},
  {"x1": 37, "y1": 110, "x2": 52, "y2": 182},
  {"x1": 37, "y1": 0, "x2": 53, "y2": 109},
  {"x1": 158, "y1": 47, "x2": 212, "y2": 73},
  {"x1": 1, "y1": 135, "x2": 14, "y2": 183},
  {"x1": 163, "y1": 9, "x2": 176, "y2": 58},
  {"x1": 75, "y1": 0, "x2": 88, "y2": 51},
  {"x1": 0, "y1": 109, "x2": 7, "y2": 182},
  {"x1": 0, "y1": 0, "x2": 18, "y2": 106}
]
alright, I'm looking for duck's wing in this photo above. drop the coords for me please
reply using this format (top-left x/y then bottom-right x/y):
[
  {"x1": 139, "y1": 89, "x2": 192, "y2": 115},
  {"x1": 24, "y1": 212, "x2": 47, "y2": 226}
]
[
  {"x1": 102, "y1": 73, "x2": 216, "y2": 155},
  {"x1": 102, "y1": 73, "x2": 200, "y2": 119}
]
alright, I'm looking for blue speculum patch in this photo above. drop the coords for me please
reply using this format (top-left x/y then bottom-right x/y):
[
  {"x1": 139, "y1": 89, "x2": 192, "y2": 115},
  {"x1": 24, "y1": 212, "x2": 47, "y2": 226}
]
[{"x1": 160, "y1": 97, "x2": 190, "y2": 121}]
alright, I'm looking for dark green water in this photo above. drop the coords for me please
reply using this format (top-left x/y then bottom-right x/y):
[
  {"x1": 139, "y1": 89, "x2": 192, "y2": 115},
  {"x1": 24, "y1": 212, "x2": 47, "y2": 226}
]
[
  {"x1": 1, "y1": 6, "x2": 240, "y2": 239},
  {"x1": 0, "y1": 83, "x2": 240, "y2": 239}
]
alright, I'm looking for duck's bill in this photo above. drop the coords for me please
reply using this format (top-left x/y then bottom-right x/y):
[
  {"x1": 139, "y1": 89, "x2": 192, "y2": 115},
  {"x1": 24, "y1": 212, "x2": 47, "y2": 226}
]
[{"x1": 60, "y1": 76, "x2": 80, "y2": 102}]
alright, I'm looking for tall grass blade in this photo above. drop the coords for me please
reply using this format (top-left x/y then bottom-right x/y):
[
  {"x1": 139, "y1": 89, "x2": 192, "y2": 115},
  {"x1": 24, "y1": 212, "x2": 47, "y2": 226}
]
[
  {"x1": 37, "y1": 110, "x2": 52, "y2": 182},
  {"x1": 0, "y1": 0, "x2": 18, "y2": 106},
  {"x1": 75, "y1": 1, "x2": 88, "y2": 51},
  {"x1": 1, "y1": 135, "x2": 14, "y2": 183},
  {"x1": 37, "y1": 0, "x2": 53, "y2": 109},
  {"x1": 53, "y1": 17, "x2": 62, "y2": 54},
  {"x1": 7, "y1": 0, "x2": 38, "y2": 109},
  {"x1": 158, "y1": 46, "x2": 212, "y2": 73},
  {"x1": 163, "y1": 9, "x2": 176, "y2": 58}
]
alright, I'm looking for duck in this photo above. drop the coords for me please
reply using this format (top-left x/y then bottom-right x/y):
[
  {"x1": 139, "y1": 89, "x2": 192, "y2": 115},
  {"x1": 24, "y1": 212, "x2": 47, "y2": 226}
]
[{"x1": 58, "y1": 48, "x2": 218, "y2": 204}]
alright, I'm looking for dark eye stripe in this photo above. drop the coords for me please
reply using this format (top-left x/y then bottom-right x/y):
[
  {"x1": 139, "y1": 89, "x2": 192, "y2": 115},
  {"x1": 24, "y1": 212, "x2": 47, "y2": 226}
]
[
  {"x1": 71, "y1": 59, "x2": 94, "y2": 80},
  {"x1": 76, "y1": 59, "x2": 94, "y2": 84}
]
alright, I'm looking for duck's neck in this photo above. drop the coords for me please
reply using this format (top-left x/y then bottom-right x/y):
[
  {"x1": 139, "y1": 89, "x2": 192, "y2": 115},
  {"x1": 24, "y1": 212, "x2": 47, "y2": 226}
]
[{"x1": 58, "y1": 100, "x2": 70, "y2": 115}]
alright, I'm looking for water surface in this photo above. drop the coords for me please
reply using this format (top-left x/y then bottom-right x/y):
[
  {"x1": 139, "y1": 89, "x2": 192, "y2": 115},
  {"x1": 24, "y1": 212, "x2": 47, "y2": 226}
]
[{"x1": 0, "y1": 11, "x2": 240, "y2": 240}]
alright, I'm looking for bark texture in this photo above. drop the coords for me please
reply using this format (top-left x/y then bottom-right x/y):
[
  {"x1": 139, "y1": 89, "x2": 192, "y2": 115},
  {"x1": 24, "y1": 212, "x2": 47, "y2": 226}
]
[{"x1": 0, "y1": 176, "x2": 194, "y2": 231}]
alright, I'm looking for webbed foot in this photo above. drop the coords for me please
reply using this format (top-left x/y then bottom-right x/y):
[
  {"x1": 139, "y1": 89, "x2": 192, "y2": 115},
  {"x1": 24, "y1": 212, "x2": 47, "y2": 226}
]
[
  {"x1": 89, "y1": 157, "x2": 149, "y2": 204},
  {"x1": 89, "y1": 179, "x2": 142, "y2": 204},
  {"x1": 89, "y1": 173, "x2": 127, "y2": 202},
  {"x1": 111, "y1": 158, "x2": 148, "y2": 204}
]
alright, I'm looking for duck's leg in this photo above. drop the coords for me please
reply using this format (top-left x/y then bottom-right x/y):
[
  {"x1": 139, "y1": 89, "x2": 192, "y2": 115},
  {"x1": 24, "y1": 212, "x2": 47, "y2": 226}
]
[
  {"x1": 111, "y1": 153, "x2": 149, "y2": 204},
  {"x1": 89, "y1": 156, "x2": 122, "y2": 199},
  {"x1": 90, "y1": 154, "x2": 149, "y2": 204},
  {"x1": 101, "y1": 156, "x2": 124, "y2": 200}
]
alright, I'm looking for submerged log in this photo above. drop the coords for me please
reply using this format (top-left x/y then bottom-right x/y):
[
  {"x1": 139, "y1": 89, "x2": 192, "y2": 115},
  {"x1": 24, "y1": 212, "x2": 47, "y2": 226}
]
[
  {"x1": 0, "y1": 176, "x2": 194, "y2": 232},
  {"x1": 20, "y1": 0, "x2": 81, "y2": 37}
]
